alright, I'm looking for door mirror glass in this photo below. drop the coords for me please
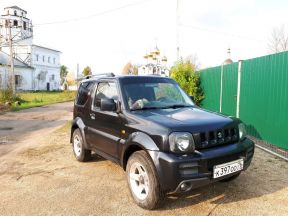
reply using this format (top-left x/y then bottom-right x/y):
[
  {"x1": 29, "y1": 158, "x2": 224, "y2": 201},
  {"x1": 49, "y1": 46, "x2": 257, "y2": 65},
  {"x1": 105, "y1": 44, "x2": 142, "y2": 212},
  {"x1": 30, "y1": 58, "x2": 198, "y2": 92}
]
[{"x1": 100, "y1": 98, "x2": 116, "y2": 111}]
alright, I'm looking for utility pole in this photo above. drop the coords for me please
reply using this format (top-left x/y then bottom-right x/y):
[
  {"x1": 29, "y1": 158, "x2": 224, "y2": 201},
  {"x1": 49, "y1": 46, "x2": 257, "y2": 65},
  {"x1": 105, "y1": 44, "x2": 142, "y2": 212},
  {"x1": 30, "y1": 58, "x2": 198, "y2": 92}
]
[
  {"x1": 77, "y1": 63, "x2": 79, "y2": 79},
  {"x1": 7, "y1": 19, "x2": 16, "y2": 96},
  {"x1": 176, "y1": 0, "x2": 180, "y2": 60}
]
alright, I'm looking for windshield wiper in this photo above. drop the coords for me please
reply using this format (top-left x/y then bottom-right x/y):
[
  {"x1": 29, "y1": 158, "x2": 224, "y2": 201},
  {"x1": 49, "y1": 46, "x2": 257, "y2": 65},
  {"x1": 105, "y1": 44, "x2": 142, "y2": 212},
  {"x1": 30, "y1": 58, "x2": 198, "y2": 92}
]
[
  {"x1": 130, "y1": 106, "x2": 162, "y2": 111},
  {"x1": 161, "y1": 104, "x2": 193, "y2": 109},
  {"x1": 131, "y1": 104, "x2": 193, "y2": 111}
]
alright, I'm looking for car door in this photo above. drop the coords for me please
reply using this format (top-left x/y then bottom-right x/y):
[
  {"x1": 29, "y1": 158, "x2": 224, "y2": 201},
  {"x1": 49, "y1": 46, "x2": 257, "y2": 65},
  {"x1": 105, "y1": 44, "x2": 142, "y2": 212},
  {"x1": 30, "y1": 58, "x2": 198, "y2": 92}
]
[{"x1": 86, "y1": 80, "x2": 122, "y2": 159}]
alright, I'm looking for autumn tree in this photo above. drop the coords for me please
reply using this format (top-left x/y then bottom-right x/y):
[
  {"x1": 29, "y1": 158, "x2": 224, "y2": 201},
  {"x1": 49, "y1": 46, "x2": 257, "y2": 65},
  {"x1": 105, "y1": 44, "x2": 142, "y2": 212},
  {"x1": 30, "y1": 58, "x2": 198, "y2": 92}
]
[
  {"x1": 170, "y1": 59, "x2": 204, "y2": 105},
  {"x1": 60, "y1": 65, "x2": 69, "y2": 84},
  {"x1": 122, "y1": 62, "x2": 138, "y2": 75},
  {"x1": 82, "y1": 66, "x2": 92, "y2": 76}
]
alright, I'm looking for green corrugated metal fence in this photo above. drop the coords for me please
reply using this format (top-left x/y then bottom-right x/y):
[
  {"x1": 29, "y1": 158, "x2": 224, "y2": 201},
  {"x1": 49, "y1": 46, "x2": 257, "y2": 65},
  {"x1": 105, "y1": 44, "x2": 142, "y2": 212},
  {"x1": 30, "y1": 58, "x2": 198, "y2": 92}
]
[
  {"x1": 221, "y1": 63, "x2": 238, "y2": 116},
  {"x1": 200, "y1": 51, "x2": 288, "y2": 150},
  {"x1": 200, "y1": 66, "x2": 221, "y2": 112}
]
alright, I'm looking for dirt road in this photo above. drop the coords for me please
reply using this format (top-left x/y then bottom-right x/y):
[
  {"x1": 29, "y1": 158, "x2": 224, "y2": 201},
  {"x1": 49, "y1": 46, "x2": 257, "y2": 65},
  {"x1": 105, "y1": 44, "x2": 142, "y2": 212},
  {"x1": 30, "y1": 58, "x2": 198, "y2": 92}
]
[
  {"x1": 0, "y1": 103, "x2": 287, "y2": 215},
  {"x1": 0, "y1": 102, "x2": 73, "y2": 157}
]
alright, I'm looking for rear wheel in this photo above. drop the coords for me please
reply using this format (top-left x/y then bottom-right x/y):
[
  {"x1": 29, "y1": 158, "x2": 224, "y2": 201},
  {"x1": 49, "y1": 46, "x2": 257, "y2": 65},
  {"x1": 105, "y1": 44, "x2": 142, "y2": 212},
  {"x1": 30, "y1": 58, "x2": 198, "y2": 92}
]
[
  {"x1": 126, "y1": 150, "x2": 164, "y2": 210},
  {"x1": 72, "y1": 128, "x2": 91, "y2": 162}
]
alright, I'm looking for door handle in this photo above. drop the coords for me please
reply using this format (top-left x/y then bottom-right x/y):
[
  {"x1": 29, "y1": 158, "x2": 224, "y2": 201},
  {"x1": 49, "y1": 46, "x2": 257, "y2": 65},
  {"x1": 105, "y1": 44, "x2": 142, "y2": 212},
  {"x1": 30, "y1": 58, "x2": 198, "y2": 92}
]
[{"x1": 90, "y1": 113, "x2": 95, "y2": 120}]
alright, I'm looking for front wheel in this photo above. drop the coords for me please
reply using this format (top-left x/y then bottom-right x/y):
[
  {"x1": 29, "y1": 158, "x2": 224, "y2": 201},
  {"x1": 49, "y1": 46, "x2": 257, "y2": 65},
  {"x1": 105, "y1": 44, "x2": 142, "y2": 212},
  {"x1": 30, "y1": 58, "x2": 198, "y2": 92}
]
[
  {"x1": 126, "y1": 150, "x2": 164, "y2": 210},
  {"x1": 72, "y1": 128, "x2": 91, "y2": 162}
]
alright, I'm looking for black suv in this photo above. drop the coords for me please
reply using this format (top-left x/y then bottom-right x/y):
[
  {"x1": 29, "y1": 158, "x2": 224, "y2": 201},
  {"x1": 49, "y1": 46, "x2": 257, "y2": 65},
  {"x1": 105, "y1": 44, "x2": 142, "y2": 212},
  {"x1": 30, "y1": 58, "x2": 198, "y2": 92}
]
[{"x1": 71, "y1": 74, "x2": 254, "y2": 209}]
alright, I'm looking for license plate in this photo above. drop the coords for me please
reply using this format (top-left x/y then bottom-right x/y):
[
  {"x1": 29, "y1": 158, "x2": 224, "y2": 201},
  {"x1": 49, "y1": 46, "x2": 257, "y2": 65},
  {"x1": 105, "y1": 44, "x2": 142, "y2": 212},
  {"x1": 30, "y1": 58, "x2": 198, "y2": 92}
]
[{"x1": 213, "y1": 158, "x2": 244, "y2": 179}]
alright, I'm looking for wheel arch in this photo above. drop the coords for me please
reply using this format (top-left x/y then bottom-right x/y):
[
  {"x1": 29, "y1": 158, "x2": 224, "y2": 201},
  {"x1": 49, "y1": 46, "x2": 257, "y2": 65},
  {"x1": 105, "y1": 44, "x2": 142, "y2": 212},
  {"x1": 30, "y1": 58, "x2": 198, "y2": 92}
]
[
  {"x1": 71, "y1": 117, "x2": 89, "y2": 149},
  {"x1": 121, "y1": 132, "x2": 160, "y2": 171}
]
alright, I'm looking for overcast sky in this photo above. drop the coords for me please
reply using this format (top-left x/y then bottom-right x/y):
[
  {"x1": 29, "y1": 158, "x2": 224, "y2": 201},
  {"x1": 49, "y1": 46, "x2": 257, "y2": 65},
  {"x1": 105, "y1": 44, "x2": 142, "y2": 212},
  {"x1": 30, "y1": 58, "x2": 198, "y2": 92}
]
[{"x1": 1, "y1": 0, "x2": 288, "y2": 75}]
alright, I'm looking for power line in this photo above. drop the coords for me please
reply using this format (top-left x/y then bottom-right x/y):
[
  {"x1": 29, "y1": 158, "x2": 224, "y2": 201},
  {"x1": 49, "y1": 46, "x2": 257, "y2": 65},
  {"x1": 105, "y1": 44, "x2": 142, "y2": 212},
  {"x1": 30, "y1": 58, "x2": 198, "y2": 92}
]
[
  {"x1": 34, "y1": 0, "x2": 153, "y2": 26},
  {"x1": 180, "y1": 23, "x2": 265, "y2": 42}
]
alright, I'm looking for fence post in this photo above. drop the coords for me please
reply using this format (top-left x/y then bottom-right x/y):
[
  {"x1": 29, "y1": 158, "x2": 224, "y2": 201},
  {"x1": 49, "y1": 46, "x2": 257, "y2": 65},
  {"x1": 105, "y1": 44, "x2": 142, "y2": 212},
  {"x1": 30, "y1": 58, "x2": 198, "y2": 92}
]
[
  {"x1": 236, "y1": 60, "x2": 243, "y2": 118},
  {"x1": 219, "y1": 64, "x2": 224, "y2": 113}
]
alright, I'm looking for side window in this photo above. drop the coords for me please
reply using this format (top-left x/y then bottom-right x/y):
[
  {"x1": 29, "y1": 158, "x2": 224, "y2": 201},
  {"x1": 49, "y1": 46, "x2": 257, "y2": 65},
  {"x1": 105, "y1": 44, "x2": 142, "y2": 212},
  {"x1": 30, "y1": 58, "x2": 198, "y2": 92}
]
[
  {"x1": 76, "y1": 82, "x2": 94, "y2": 106},
  {"x1": 93, "y1": 82, "x2": 118, "y2": 109}
]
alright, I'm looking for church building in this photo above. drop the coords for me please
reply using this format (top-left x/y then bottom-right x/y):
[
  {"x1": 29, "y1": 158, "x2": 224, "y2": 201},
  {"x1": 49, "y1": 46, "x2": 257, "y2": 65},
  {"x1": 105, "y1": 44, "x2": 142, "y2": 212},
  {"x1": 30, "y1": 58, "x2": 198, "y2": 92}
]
[{"x1": 0, "y1": 6, "x2": 61, "y2": 91}]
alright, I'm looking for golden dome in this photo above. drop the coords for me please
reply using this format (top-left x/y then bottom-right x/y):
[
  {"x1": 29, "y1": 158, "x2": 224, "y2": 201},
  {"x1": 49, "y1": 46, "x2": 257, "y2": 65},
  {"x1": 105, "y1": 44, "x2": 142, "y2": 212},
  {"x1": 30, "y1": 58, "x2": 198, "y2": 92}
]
[
  {"x1": 152, "y1": 46, "x2": 160, "y2": 55},
  {"x1": 223, "y1": 58, "x2": 233, "y2": 65}
]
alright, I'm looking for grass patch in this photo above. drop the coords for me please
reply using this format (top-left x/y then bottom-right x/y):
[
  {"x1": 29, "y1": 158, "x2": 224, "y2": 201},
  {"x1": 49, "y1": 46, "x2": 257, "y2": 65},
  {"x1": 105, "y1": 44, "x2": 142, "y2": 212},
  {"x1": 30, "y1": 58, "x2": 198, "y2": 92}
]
[{"x1": 12, "y1": 91, "x2": 76, "y2": 111}]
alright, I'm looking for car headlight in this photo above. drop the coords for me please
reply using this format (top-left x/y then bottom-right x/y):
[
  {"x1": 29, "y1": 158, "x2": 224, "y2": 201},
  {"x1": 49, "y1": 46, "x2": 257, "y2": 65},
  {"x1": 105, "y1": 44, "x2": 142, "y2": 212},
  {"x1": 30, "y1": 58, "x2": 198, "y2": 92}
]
[
  {"x1": 238, "y1": 123, "x2": 247, "y2": 140},
  {"x1": 169, "y1": 132, "x2": 195, "y2": 153}
]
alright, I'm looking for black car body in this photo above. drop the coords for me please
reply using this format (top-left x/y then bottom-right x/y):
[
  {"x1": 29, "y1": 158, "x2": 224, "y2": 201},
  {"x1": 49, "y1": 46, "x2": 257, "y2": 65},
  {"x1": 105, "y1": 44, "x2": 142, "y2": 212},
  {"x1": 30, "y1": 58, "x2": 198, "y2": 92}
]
[{"x1": 71, "y1": 74, "x2": 254, "y2": 209}]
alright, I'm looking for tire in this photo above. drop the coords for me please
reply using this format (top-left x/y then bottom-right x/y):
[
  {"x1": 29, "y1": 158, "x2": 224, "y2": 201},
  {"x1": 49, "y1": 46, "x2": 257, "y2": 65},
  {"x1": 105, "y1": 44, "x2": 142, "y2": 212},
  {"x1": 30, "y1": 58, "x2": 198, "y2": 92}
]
[
  {"x1": 126, "y1": 150, "x2": 164, "y2": 210},
  {"x1": 72, "y1": 128, "x2": 91, "y2": 162},
  {"x1": 220, "y1": 172, "x2": 241, "y2": 182}
]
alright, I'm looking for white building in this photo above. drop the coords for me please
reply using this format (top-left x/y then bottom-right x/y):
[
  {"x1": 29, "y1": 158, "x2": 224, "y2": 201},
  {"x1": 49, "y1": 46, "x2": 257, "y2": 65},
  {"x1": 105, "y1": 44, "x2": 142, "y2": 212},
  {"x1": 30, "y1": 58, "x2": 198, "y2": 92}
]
[{"x1": 0, "y1": 6, "x2": 61, "y2": 91}]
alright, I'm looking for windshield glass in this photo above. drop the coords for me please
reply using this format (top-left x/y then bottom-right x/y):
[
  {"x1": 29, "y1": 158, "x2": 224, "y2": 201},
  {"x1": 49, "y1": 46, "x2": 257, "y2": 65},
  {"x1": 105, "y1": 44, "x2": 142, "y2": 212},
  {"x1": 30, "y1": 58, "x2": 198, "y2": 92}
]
[{"x1": 122, "y1": 81, "x2": 194, "y2": 110}]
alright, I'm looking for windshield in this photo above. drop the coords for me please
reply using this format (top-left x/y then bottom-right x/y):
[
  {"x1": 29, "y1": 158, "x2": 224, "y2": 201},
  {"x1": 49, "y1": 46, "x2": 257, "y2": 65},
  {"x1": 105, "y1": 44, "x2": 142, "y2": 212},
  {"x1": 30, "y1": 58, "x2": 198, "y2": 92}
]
[{"x1": 122, "y1": 81, "x2": 194, "y2": 110}]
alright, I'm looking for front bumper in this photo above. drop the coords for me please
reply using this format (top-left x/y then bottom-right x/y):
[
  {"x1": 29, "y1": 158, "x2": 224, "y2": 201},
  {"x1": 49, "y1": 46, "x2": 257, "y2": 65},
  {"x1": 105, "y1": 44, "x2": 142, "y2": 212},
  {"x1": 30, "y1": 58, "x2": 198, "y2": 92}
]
[{"x1": 148, "y1": 138, "x2": 254, "y2": 193}]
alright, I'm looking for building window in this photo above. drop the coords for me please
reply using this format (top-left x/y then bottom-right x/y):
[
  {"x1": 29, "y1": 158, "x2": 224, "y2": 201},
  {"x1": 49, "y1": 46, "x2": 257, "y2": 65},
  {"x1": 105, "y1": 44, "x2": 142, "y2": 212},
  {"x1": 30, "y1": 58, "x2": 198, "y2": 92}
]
[
  {"x1": 36, "y1": 54, "x2": 39, "y2": 61},
  {"x1": 37, "y1": 71, "x2": 47, "y2": 82},
  {"x1": 15, "y1": 75, "x2": 21, "y2": 86},
  {"x1": 51, "y1": 74, "x2": 55, "y2": 81},
  {"x1": 23, "y1": 21, "x2": 26, "y2": 30},
  {"x1": 43, "y1": 55, "x2": 45, "y2": 62},
  {"x1": 48, "y1": 57, "x2": 50, "y2": 63},
  {"x1": 53, "y1": 58, "x2": 56, "y2": 64},
  {"x1": 13, "y1": 20, "x2": 18, "y2": 27},
  {"x1": 21, "y1": 12, "x2": 24, "y2": 17},
  {"x1": 14, "y1": 10, "x2": 17, "y2": 16}
]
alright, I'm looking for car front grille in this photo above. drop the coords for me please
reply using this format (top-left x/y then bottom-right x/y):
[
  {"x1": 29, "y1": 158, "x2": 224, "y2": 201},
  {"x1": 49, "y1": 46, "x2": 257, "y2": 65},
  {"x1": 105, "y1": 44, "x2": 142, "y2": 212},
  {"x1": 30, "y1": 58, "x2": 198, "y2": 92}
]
[{"x1": 194, "y1": 127, "x2": 239, "y2": 149}]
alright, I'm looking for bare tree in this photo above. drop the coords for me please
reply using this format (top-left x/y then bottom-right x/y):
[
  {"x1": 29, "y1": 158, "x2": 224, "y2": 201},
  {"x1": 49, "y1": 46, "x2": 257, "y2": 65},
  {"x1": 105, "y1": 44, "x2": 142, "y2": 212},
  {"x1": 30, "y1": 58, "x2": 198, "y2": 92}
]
[
  {"x1": 268, "y1": 25, "x2": 288, "y2": 53},
  {"x1": 185, "y1": 54, "x2": 201, "y2": 70}
]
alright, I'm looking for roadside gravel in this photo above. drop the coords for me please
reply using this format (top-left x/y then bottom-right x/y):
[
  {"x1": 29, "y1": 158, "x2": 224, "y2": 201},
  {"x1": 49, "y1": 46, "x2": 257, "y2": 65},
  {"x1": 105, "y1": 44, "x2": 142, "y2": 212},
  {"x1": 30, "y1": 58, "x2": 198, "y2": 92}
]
[{"x1": 0, "y1": 123, "x2": 287, "y2": 216}]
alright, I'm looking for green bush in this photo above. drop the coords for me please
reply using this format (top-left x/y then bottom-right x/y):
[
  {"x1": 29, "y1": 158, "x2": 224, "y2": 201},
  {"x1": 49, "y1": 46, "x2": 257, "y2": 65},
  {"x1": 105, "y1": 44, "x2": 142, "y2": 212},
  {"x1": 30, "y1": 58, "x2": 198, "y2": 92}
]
[
  {"x1": 170, "y1": 59, "x2": 204, "y2": 105},
  {"x1": 0, "y1": 88, "x2": 25, "y2": 104},
  {"x1": 0, "y1": 88, "x2": 13, "y2": 103}
]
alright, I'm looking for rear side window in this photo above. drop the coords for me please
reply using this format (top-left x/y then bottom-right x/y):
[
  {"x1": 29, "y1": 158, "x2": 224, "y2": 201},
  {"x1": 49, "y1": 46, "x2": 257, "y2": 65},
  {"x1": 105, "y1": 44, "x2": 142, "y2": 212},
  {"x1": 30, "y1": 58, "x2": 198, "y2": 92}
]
[
  {"x1": 76, "y1": 82, "x2": 94, "y2": 105},
  {"x1": 93, "y1": 82, "x2": 118, "y2": 108}
]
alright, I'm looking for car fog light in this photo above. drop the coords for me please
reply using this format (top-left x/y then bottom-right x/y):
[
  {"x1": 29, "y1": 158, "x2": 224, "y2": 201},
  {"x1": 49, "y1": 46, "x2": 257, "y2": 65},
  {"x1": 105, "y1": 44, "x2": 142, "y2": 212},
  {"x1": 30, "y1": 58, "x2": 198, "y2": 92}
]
[
  {"x1": 180, "y1": 183, "x2": 188, "y2": 191},
  {"x1": 180, "y1": 182, "x2": 191, "y2": 191}
]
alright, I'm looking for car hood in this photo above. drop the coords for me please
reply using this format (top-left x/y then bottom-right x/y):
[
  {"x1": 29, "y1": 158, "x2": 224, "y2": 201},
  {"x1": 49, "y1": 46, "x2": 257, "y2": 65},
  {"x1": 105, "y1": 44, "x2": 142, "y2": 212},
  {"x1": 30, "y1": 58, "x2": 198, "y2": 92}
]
[{"x1": 132, "y1": 107, "x2": 234, "y2": 133}]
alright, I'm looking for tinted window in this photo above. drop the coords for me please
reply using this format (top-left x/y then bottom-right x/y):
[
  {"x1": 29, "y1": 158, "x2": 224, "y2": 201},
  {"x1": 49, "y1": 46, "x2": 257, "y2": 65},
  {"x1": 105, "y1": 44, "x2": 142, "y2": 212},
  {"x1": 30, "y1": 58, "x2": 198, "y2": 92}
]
[
  {"x1": 122, "y1": 81, "x2": 194, "y2": 110},
  {"x1": 93, "y1": 82, "x2": 118, "y2": 108},
  {"x1": 76, "y1": 82, "x2": 94, "y2": 105}
]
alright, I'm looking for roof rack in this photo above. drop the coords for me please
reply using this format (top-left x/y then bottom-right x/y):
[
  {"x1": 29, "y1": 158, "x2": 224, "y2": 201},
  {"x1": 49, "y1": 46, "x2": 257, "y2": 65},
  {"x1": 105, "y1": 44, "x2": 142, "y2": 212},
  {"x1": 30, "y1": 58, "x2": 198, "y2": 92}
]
[{"x1": 84, "y1": 73, "x2": 115, "y2": 79}]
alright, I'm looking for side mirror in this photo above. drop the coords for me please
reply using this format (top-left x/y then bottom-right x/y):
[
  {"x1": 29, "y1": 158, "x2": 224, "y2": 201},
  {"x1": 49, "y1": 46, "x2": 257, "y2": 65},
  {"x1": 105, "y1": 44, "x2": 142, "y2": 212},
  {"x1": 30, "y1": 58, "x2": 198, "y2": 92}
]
[
  {"x1": 189, "y1": 96, "x2": 194, "y2": 101},
  {"x1": 100, "y1": 98, "x2": 116, "y2": 111}
]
